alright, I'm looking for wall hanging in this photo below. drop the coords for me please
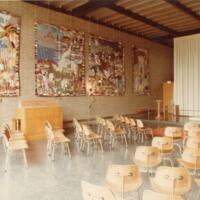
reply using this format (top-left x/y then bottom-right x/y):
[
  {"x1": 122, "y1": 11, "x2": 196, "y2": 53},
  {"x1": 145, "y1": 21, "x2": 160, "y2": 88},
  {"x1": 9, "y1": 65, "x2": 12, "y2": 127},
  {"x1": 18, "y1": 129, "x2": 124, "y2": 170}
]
[
  {"x1": 35, "y1": 23, "x2": 85, "y2": 96},
  {"x1": 87, "y1": 35, "x2": 125, "y2": 96},
  {"x1": 133, "y1": 47, "x2": 150, "y2": 95},
  {"x1": 0, "y1": 12, "x2": 20, "y2": 96}
]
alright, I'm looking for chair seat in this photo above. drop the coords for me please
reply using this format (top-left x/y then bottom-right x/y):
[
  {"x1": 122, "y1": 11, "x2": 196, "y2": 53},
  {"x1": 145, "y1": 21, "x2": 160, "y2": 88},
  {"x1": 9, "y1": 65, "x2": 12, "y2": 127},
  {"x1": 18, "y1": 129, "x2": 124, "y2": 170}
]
[
  {"x1": 112, "y1": 128, "x2": 125, "y2": 135},
  {"x1": 177, "y1": 158, "x2": 200, "y2": 169},
  {"x1": 195, "y1": 179, "x2": 200, "y2": 186},
  {"x1": 53, "y1": 128, "x2": 65, "y2": 132},
  {"x1": 107, "y1": 177, "x2": 142, "y2": 193},
  {"x1": 53, "y1": 136, "x2": 70, "y2": 144},
  {"x1": 9, "y1": 140, "x2": 28, "y2": 150},
  {"x1": 9, "y1": 134, "x2": 25, "y2": 140},
  {"x1": 150, "y1": 177, "x2": 190, "y2": 195},
  {"x1": 134, "y1": 158, "x2": 161, "y2": 168},
  {"x1": 143, "y1": 190, "x2": 184, "y2": 200},
  {"x1": 86, "y1": 133, "x2": 101, "y2": 140}
]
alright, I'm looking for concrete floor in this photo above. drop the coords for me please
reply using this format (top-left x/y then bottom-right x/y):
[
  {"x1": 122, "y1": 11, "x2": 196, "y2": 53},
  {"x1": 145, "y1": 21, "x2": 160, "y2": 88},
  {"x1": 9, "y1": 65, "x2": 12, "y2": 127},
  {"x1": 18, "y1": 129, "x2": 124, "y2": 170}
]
[{"x1": 0, "y1": 133, "x2": 199, "y2": 200}]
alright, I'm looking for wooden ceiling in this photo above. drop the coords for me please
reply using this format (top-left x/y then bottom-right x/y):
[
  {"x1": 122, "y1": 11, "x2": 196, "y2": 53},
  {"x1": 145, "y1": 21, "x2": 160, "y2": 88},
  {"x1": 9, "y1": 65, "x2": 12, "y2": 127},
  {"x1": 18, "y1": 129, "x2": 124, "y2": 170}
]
[{"x1": 24, "y1": 0, "x2": 200, "y2": 47}]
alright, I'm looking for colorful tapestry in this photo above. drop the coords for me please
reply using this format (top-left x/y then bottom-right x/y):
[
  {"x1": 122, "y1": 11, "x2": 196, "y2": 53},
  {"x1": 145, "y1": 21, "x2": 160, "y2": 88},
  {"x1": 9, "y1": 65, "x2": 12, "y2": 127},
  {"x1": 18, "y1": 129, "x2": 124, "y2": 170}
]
[
  {"x1": 133, "y1": 47, "x2": 150, "y2": 95},
  {"x1": 0, "y1": 12, "x2": 20, "y2": 96},
  {"x1": 87, "y1": 35, "x2": 125, "y2": 96},
  {"x1": 35, "y1": 23, "x2": 85, "y2": 96}
]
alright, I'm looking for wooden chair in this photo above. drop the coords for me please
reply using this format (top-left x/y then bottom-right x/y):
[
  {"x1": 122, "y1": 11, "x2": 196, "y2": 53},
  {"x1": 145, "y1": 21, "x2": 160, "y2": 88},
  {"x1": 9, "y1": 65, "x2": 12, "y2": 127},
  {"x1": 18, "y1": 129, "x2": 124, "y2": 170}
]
[
  {"x1": 136, "y1": 119, "x2": 153, "y2": 144},
  {"x1": 105, "y1": 164, "x2": 142, "y2": 199},
  {"x1": 45, "y1": 125, "x2": 71, "y2": 160},
  {"x1": 164, "y1": 127, "x2": 183, "y2": 153},
  {"x1": 183, "y1": 122, "x2": 199, "y2": 134},
  {"x1": 82, "y1": 181, "x2": 121, "y2": 200},
  {"x1": 1, "y1": 123, "x2": 25, "y2": 141},
  {"x1": 142, "y1": 190, "x2": 184, "y2": 200},
  {"x1": 106, "y1": 120, "x2": 128, "y2": 148},
  {"x1": 150, "y1": 166, "x2": 191, "y2": 197},
  {"x1": 134, "y1": 146, "x2": 161, "y2": 175},
  {"x1": 152, "y1": 136, "x2": 175, "y2": 166},
  {"x1": 195, "y1": 179, "x2": 200, "y2": 200},
  {"x1": 185, "y1": 137, "x2": 200, "y2": 150},
  {"x1": 177, "y1": 147, "x2": 200, "y2": 175},
  {"x1": 183, "y1": 127, "x2": 200, "y2": 148},
  {"x1": 82, "y1": 124, "x2": 103, "y2": 155},
  {"x1": 2, "y1": 132, "x2": 28, "y2": 172},
  {"x1": 73, "y1": 118, "x2": 84, "y2": 149}
]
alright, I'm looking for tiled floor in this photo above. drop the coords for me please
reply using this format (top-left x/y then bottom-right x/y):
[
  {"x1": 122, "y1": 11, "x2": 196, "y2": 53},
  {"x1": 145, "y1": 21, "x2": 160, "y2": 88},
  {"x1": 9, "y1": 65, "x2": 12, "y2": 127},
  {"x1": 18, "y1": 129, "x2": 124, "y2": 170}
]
[{"x1": 0, "y1": 133, "x2": 199, "y2": 200}]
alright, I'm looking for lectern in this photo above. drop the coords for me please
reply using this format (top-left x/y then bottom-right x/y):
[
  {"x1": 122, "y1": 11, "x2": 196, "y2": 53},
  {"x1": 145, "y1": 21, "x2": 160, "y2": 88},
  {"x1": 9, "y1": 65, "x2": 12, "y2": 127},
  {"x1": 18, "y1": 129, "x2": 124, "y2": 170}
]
[{"x1": 15, "y1": 100, "x2": 63, "y2": 141}]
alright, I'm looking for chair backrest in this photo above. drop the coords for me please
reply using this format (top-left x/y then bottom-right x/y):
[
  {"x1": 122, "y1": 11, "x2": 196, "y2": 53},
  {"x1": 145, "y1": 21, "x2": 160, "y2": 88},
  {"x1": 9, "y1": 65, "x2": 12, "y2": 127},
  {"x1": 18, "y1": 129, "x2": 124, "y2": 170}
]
[
  {"x1": 184, "y1": 122, "x2": 199, "y2": 132},
  {"x1": 134, "y1": 146, "x2": 161, "y2": 167},
  {"x1": 124, "y1": 117, "x2": 130, "y2": 125},
  {"x1": 164, "y1": 127, "x2": 182, "y2": 138},
  {"x1": 105, "y1": 164, "x2": 142, "y2": 193},
  {"x1": 1, "y1": 123, "x2": 11, "y2": 140},
  {"x1": 187, "y1": 127, "x2": 200, "y2": 139},
  {"x1": 130, "y1": 118, "x2": 136, "y2": 126},
  {"x1": 2, "y1": 132, "x2": 10, "y2": 148},
  {"x1": 100, "y1": 118, "x2": 106, "y2": 126},
  {"x1": 45, "y1": 120, "x2": 53, "y2": 130},
  {"x1": 119, "y1": 115, "x2": 125, "y2": 122},
  {"x1": 106, "y1": 120, "x2": 115, "y2": 131},
  {"x1": 181, "y1": 148, "x2": 200, "y2": 165},
  {"x1": 152, "y1": 166, "x2": 191, "y2": 195},
  {"x1": 113, "y1": 115, "x2": 120, "y2": 121},
  {"x1": 82, "y1": 125, "x2": 93, "y2": 136},
  {"x1": 185, "y1": 137, "x2": 200, "y2": 150},
  {"x1": 136, "y1": 119, "x2": 144, "y2": 128},
  {"x1": 142, "y1": 190, "x2": 184, "y2": 200},
  {"x1": 82, "y1": 181, "x2": 116, "y2": 200},
  {"x1": 45, "y1": 124, "x2": 54, "y2": 139},
  {"x1": 152, "y1": 137, "x2": 173, "y2": 152}
]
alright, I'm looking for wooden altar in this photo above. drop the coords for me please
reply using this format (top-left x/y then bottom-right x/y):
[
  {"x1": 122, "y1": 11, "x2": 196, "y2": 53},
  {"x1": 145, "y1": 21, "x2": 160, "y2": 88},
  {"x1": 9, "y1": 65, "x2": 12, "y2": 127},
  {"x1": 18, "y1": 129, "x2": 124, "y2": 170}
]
[{"x1": 15, "y1": 100, "x2": 63, "y2": 141}]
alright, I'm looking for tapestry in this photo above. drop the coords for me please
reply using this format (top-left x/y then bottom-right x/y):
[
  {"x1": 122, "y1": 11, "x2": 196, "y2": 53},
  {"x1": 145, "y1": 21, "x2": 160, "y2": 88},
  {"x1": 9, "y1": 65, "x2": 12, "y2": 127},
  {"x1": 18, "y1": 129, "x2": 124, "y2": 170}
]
[
  {"x1": 133, "y1": 47, "x2": 150, "y2": 95},
  {"x1": 35, "y1": 23, "x2": 85, "y2": 96},
  {"x1": 0, "y1": 12, "x2": 20, "y2": 96},
  {"x1": 87, "y1": 35, "x2": 125, "y2": 96}
]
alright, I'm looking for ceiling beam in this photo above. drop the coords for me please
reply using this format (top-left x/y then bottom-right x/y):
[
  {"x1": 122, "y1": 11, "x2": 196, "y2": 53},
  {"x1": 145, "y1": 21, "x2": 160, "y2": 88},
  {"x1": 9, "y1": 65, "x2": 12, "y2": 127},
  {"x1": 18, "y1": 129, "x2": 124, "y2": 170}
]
[
  {"x1": 71, "y1": 0, "x2": 117, "y2": 17},
  {"x1": 23, "y1": 0, "x2": 171, "y2": 47},
  {"x1": 164, "y1": 0, "x2": 200, "y2": 21},
  {"x1": 153, "y1": 28, "x2": 200, "y2": 40},
  {"x1": 107, "y1": 4, "x2": 179, "y2": 36}
]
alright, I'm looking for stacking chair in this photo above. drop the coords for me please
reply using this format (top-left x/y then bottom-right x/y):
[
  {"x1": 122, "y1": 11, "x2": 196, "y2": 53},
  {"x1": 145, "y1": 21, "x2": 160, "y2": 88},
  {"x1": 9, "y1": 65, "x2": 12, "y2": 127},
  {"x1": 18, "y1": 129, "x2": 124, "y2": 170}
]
[
  {"x1": 142, "y1": 190, "x2": 184, "y2": 200},
  {"x1": 106, "y1": 120, "x2": 128, "y2": 148},
  {"x1": 45, "y1": 124, "x2": 71, "y2": 160},
  {"x1": 152, "y1": 137, "x2": 175, "y2": 166},
  {"x1": 183, "y1": 122, "x2": 199, "y2": 134},
  {"x1": 177, "y1": 148, "x2": 200, "y2": 175},
  {"x1": 183, "y1": 127, "x2": 200, "y2": 148},
  {"x1": 164, "y1": 127, "x2": 183, "y2": 153},
  {"x1": 195, "y1": 179, "x2": 200, "y2": 200},
  {"x1": 136, "y1": 119, "x2": 153, "y2": 144},
  {"x1": 150, "y1": 166, "x2": 191, "y2": 198},
  {"x1": 73, "y1": 118, "x2": 84, "y2": 149},
  {"x1": 82, "y1": 124, "x2": 103, "y2": 155},
  {"x1": 134, "y1": 146, "x2": 161, "y2": 175},
  {"x1": 99, "y1": 117, "x2": 109, "y2": 140},
  {"x1": 82, "y1": 181, "x2": 120, "y2": 200},
  {"x1": 185, "y1": 137, "x2": 200, "y2": 150},
  {"x1": 105, "y1": 164, "x2": 142, "y2": 199},
  {"x1": 1, "y1": 123, "x2": 25, "y2": 141},
  {"x1": 2, "y1": 132, "x2": 28, "y2": 172}
]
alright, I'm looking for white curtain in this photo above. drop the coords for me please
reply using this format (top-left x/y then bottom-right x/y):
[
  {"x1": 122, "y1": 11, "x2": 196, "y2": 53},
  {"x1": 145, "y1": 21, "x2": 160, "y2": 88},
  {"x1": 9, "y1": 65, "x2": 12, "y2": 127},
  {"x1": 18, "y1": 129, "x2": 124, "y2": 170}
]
[{"x1": 174, "y1": 34, "x2": 200, "y2": 117}]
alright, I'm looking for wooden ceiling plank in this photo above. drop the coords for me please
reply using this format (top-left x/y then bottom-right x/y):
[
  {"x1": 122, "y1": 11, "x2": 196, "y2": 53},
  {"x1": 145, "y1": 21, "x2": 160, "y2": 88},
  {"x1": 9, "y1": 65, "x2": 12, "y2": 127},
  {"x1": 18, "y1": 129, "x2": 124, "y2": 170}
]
[
  {"x1": 23, "y1": 0, "x2": 171, "y2": 47},
  {"x1": 71, "y1": 0, "x2": 117, "y2": 17},
  {"x1": 164, "y1": 0, "x2": 200, "y2": 21},
  {"x1": 107, "y1": 4, "x2": 178, "y2": 35}
]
